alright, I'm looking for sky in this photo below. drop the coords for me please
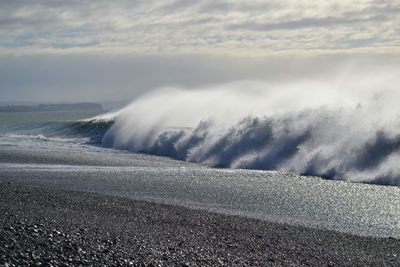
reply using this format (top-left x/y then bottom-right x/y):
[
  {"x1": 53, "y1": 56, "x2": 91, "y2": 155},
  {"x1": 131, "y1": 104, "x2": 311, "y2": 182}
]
[{"x1": 0, "y1": 0, "x2": 399, "y2": 102}]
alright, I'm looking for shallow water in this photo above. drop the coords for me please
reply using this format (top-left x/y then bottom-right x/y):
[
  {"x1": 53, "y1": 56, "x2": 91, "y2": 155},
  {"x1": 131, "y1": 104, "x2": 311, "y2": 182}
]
[{"x1": 1, "y1": 135, "x2": 400, "y2": 238}]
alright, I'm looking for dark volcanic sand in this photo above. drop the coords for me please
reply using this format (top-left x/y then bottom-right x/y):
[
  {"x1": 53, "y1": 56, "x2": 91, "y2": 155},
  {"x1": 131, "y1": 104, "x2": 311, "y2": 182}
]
[{"x1": 1, "y1": 182, "x2": 399, "y2": 266}]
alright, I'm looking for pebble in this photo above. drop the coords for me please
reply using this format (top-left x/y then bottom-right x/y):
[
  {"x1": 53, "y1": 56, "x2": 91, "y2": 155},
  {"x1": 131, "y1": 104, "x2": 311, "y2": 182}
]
[{"x1": 1, "y1": 182, "x2": 400, "y2": 266}]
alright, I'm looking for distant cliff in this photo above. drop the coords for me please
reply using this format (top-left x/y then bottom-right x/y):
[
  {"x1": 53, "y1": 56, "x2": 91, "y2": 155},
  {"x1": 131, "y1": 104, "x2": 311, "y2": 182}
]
[{"x1": 0, "y1": 103, "x2": 104, "y2": 112}]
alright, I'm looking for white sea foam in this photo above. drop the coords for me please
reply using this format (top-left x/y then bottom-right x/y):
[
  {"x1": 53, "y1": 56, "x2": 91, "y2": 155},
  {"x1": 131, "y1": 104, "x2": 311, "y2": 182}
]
[{"x1": 97, "y1": 69, "x2": 400, "y2": 185}]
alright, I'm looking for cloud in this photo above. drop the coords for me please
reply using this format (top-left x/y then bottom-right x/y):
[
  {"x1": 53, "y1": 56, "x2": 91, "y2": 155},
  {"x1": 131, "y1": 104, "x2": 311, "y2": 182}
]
[
  {"x1": 227, "y1": 14, "x2": 387, "y2": 32},
  {"x1": 0, "y1": 0, "x2": 398, "y2": 53},
  {"x1": 0, "y1": 1, "x2": 399, "y2": 102}
]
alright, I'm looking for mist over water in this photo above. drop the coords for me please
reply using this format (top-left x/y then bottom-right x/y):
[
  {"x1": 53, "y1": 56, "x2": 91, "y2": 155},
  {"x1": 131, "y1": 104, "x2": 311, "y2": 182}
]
[{"x1": 102, "y1": 70, "x2": 400, "y2": 185}]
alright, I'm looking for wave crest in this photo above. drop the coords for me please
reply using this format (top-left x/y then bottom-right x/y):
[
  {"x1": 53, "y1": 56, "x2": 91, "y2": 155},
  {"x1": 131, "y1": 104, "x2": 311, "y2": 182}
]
[
  {"x1": 3, "y1": 119, "x2": 114, "y2": 144},
  {"x1": 102, "y1": 76, "x2": 400, "y2": 185}
]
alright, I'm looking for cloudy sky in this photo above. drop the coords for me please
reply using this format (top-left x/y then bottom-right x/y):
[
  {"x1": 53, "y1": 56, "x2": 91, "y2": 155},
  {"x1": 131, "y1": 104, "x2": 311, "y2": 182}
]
[{"x1": 0, "y1": 0, "x2": 399, "y2": 102}]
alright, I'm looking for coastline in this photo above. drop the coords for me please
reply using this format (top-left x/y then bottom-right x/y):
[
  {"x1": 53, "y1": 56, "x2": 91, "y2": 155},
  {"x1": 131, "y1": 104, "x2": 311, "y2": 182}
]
[{"x1": 1, "y1": 182, "x2": 399, "y2": 266}]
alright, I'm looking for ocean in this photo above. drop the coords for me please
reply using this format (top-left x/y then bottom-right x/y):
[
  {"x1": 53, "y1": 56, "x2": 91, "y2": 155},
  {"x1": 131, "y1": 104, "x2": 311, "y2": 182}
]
[{"x1": 1, "y1": 110, "x2": 400, "y2": 239}]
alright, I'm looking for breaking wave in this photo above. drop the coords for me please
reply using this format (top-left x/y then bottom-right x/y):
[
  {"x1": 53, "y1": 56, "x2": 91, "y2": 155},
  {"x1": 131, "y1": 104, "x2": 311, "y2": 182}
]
[
  {"x1": 101, "y1": 74, "x2": 400, "y2": 186},
  {"x1": 5, "y1": 70, "x2": 400, "y2": 186}
]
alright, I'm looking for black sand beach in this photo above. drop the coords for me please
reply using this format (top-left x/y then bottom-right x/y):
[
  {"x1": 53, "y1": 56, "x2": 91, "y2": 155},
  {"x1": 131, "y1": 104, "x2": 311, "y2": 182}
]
[{"x1": 1, "y1": 182, "x2": 399, "y2": 266}]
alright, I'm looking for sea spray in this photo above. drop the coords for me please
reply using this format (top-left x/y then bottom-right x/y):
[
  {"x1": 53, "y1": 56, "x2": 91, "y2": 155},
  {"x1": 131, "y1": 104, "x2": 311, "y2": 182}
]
[{"x1": 102, "y1": 72, "x2": 400, "y2": 185}]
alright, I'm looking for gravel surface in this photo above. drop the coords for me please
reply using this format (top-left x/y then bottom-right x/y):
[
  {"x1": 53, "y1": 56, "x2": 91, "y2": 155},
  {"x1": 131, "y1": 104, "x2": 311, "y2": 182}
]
[{"x1": 1, "y1": 182, "x2": 400, "y2": 266}]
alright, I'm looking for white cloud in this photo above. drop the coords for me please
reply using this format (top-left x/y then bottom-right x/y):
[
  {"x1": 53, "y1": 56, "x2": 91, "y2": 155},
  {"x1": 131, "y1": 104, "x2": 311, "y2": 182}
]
[
  {"x1": 0, "y1": 0, "x2": 399, "y2": 54},
  {"x1": 0, "y1": 1, "x2": 399, "y2": 102}
]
